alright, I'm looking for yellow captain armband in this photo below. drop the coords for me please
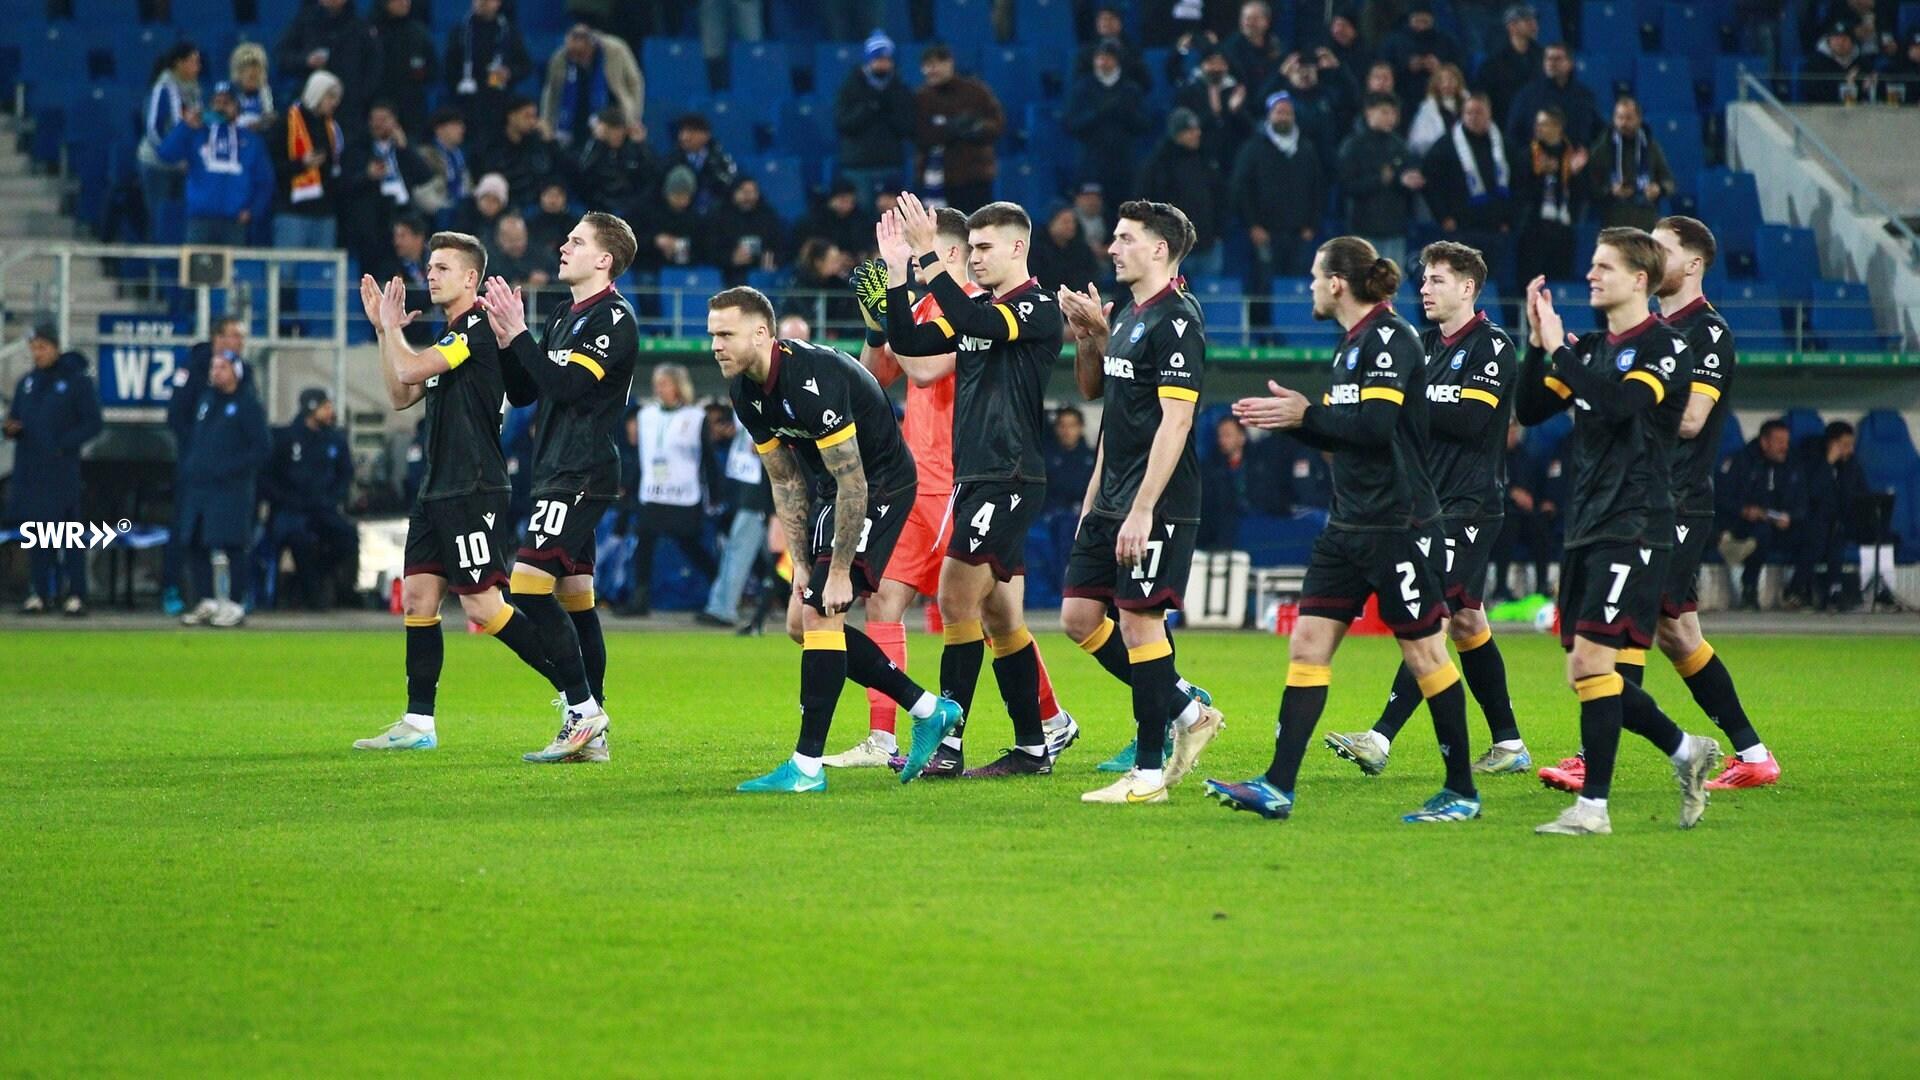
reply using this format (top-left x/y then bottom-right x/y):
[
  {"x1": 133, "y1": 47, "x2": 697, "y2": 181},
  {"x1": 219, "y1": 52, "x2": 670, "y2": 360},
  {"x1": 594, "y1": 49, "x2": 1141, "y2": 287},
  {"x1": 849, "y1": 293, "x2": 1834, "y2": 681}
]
[
  {"x1": 1359, "y1": 386, "x2": 1404, "y2": 405},
  {"x1": 566, "y1": 351, "x2": 606, "y2": 379},
  {"x1": 1624, "y1": 369, "x2": 1665, "y2": 402},
  {"x1": 1460, "y1": 388, "x2": 1500, "y2": 407},
  {"x1": 432, "y1": 332, "x2": 471, "y2": 369},
  {"x1": 1157, "y1": 386, "x2": 1199, "y2": 402},
  {"x1": 1690, "y1": 380, "x2": 1721, "y2": 401}
]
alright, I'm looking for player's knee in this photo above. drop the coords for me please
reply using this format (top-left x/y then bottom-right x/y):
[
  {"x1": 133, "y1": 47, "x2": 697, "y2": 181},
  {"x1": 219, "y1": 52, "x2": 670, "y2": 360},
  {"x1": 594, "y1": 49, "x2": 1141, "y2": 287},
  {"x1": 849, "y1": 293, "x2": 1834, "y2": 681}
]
[
  {"x1": 456, "y1": 590, "x2": 502, "y2": 622},
  {"x1": 1447, "y1": 607, "x2": 1489, "y2": 642},
  {"x1": 400, "y1": 578, "x2": 441, "y2": 617},
  {"x1": 1655, "y1": 618, "x2": 1696, "y2": 657},
  {"x1": 1060, "y1": 601, "x2": 1104, "y2": 643}
]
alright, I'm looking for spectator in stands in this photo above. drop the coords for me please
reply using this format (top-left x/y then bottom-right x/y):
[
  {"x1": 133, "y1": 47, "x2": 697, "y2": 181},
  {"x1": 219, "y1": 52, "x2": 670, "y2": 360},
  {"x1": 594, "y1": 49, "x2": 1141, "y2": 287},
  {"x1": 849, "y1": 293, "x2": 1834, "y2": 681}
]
[
  {"x1": 414, "y1": 108, "x2": 471, "y2": 226},
  {"x1": 157, "y1": 82, "x2": 274, "y2": 247},
  {"x1": 138, "y1": 42, "x2": 202, "y2": 244},
  {"x1": 1323, "y1": 12, "x2": 1374, "y2": 75},
  {"x1": 1506, "y1": 42, "x2": 1600, "y2": 150},
  {"x1": 822, "y1": 0, "x2": 887, "y2": 42},
  {"x1": 573, "y1": 105, "x2": 657, "y2": 216},
  {"x1": 1029, "y1": 202, "x2": 1102, "y2": 292},
  {"x1": 708, "y1": 177, "x2": 785, "y2": 286},
  {"x1": 261, "y1": 387, "x2": 355, "y2": 610},
  {"x1": 1176, "y1": 46, "x2": 1254, "y2": 173},
  {"x1": 1066, "y1": 44, "x2": 1153, "y2": 211},
  {"x1": 266, "y1": 72, "x2": 346, "y2": 252},
  {"x1": 371, "y1": 0, "x2": 438, "y2": 138},
  {"x1": 1881, "y1": 28, "x2": 1920, "y2": 104},
  {"x1": 1490, "y1": 418, "x2": 1560, "y2": 599},
  {"x1": 444, "y1": 0, "x2": 534, "y2": 153},
  {"x1": 488, "y1": 212, "x2": 549, "y2": 286},
  {"x1": 636, "y1": 166, "x2": 706, "y2": 272},
  {"x1": 1586, "y1": 95, "x2": 1673, "y2": 230},
  {"x1": 1076, "y1": 5, "x2": 1156, "y2": 89},
  {"x1": 527, "y1": 181, "x2": 575, "y2": 260},
  {"x1": 342, "y1": 100, "x2": 432, "y2": 270},
  {"x1": 914, "y1": 44, "x2": 1006, "y2": 213},
  {"x1": 794, "y1": 237, "x2": 859, "y2": 325},
  {"x1": 1380, "y1": 0, "x2": 1463, "y2": 109},
  {"x1": 1166, "y1": 27, "x2": 1223, "y2": 86},
  {"x1": 1718, "y1": 418, "x2": 1807, "y2": 609},
  {"x1": 482, "y1": 97, "x2": 560, "y2": 211},
  {"x1": 792, "y1": 178, "x2": 868, "y2": 260},
  {"x1": 1798, "y1": 419, "x2": 1869, "y2": 609},
  {"x1": 1073, "y1": 182, "x2": 1111, "y2": 251},
  {"x1": 1232, "y1": 92, "x2": 1326, "y2": 289},
  {"x1": 371, "y1": 212, "x2": 436, "y2": 344},
  {"x1": 1277, "y1": 433, "x2": 1332, "y2": 507},
  {"x1": 1804, "y1": 15, "x2": 1875, "y2": 102},
  {"x1": 1222, "y1": 1, "x2": 1287, "y2": 100},
  {"x1": 1406, "y1": 60, "x2": 1466, "y2": 155},
  {"x1": 1200, "y1": 417, "x2": 1254, "y2": 550},
  {"x1": 454, "y1": 171, "x2": 510, "y2": 242},
  {"x1": 542, "y1": 23, "x2": 646, "y2": 151},
  {"x1": 228, "y1": 43, "x2": 276, "y2": 133},
  {"x1": 1043, "y1": 406, "x2": 1095, "y2": 513},
  {"x1": 625, "y1": 364, "x2": 719, "y2": 616},
  {"x1": 699, "y1": 0, "x2": 766, "y2": 91},
  {"x1": 1421, "y1": 92, "x2": 1516, "y2": 284},
  {"x1": 834, "y1": 32, "x2": 917, "y2": 208},
  {"x1": 1139, "y1": 109, "x2": 1229, "y2": 280},
  {"x1": 1361, "y1": 58, "x2": 1398, "y2": 106},
  {"x1": 1267, "y1": 50, "x2": 1348, "y2": 168},
  {"x1": 1337, "y1": 92, "x2": 1423, "y2": 266},
  {"x1": 777, "y1": 312, "x2": 813, "y2": 340},
  {"x1": 666, "y1": 114, "x2": 741, "y2": 214},
  {"x1": 4, "y1": 327, "x2": 102, "y2": 617},
  {"x1": 1477, "y1": 4, "x2": 1542, "y2": 127},
  {"x1": 1514, "y1": 105, "x2": 1586, "y2": 282},
  {"x1": 275, "y1": 0, "x2": 379, "y2": 136},
  {"x1": 176, "y1": 350, "x2": 269, "y2": 628}
]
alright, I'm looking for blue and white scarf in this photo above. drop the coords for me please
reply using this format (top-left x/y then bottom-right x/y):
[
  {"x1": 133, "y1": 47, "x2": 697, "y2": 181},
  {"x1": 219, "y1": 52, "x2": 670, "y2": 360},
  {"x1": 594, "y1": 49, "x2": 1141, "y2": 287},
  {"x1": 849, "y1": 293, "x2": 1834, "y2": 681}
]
[{"x1": 1452, "y1": 122, "x2": 1510, "y2": 204}]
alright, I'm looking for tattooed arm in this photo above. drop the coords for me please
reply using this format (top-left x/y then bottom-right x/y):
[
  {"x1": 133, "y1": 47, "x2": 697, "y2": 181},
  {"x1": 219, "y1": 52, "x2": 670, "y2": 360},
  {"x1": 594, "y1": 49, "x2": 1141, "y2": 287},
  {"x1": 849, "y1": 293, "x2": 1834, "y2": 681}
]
[
  {"x1": 760, "y1": 444, "x2": 815, "y2": 591},
  {"x1": 816, "y1": 436, "x2": 868, "y2": 616}
]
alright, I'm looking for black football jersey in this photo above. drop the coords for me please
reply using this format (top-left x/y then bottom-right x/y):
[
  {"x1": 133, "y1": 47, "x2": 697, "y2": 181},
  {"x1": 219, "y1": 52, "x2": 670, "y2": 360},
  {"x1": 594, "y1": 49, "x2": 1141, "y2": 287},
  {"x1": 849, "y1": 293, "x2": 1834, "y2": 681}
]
[
  {"x1": 1662, "y1": 296, "x2": 1735, "y2": 518},
  {"x1": 1520, "y1": 315, "x2": 1687, "y2": 549},
  {"x1": 416, "y1": 305, "x2": 509, "y2": 502},
  {"x1": 1299, "y1": 303, "x2": 1441, "y2": 531},
  {"x1": 1419, "y1": 310, "x2": 1516, "y2": 521},
  {"x1": 731, "y1": 338, "x2": 918, "y2": 504},
  {"x1": 527, "y1": 286, "x2": 639, "y2": 499},
  {"x1": 1093, "y1": 284, "x2": 1206, "y2": 523}
]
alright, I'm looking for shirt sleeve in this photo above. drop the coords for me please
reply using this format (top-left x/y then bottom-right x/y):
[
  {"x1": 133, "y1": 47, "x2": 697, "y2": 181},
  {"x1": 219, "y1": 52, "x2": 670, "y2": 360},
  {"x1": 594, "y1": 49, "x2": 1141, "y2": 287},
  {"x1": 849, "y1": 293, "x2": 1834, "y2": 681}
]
[
  {"x1": 1462, "y1": 329, "x2": 1515, "y2": 408},
  {"x1": 1687, "y1": 322, "x2": 1732, "y2": 403},
  {"x1": 729, "y1": 382, "x2": 778, "y2": 453},
  {"x1": 1356, "y1": 323, "x2": 1422, "y2": 405},
  {"x1": 568, "y1": 303, "x2": 635, "y2": 382},
  {"x1": 1149, "y1": 314, "x2": 1204, "y2": 404},
  {"x1": 784, "y1": 352, "x2": 859, "y2": 450}
]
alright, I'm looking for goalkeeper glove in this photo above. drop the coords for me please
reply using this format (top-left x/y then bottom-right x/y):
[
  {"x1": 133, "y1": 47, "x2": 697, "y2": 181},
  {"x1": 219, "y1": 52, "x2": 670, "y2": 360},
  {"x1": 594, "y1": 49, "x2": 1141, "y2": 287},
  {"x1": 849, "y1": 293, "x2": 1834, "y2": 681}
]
[{"x1": 850, "y1": 258, "x2": 890, "y2": 346}]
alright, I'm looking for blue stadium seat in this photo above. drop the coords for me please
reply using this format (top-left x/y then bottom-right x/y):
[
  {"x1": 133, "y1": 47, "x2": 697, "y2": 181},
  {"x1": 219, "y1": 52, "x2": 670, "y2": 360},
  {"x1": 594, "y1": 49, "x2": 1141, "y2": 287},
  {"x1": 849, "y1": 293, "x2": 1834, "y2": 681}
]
[
  {"x1": 995, "y1": 156, "x2": 1056, "y2": 211},
  {"x1": 746, "y1": 268, "x2": 794, "y2": 294},
  {"x1": 659, "y1": 268, "x2": 724, "y2": 335},
  {"x1": 1634, "y1": 54, "x2": 1695, "y2": 114},
  {"x1": 1575, "y1": 49, "x2": 1633, "y2": 102},
  {"x1": 1535, "y1": 2, "x2": 1566, "y2": 43},
  {"x1": 746, "y1": 154, "x2": 808, "y2": 219},
  {"x1": 935, "y1": 0, "x2": 1001, "y2": 57},
  {"x1": 1901, "y1": 2, "x2": 1920, "y2": 39},
  {"x1": 1581, "y1": 1, "x2": 1641, "y2": 54},
  {"x1": 1716, "y1": 410, "x2": 1745, "y2": 465},
  {"x1": 1268, "y1": 278, "x2": 1337, "y2": 349},
  {"x1": 20, "y1": 25, "x2": 93, "y2": 86},
  {"x1": 730, "y1": 41, "x2": 794, "y2": 107},
  {"x1": 1694, "y1": 168, "x2": 1761, "y2": 260},
  {"x1": 1718, "y1": 281, "x2": 1790, "y2": 351},
  {"x1": 1711, "y1": 54, "x2": 1765, "y2": 110},
  {"x1": 252, "y1": 0, "x2": 303, "y2": 28},
  {"x1": 980, "y1": 46, "x2": 1042, "y2": 113},
  {"x1": 775, "y1": 97, "x2": 831, "y2": 157},
  {"x1": 1781, "y1": 406, "x2": 1825, "y2": 449},
  {"x1": 1645, "y1": 113, "x2": 1703, "y2": 196},
  {"x1": 643, "y1": 39, "x2": 708, "y2": 106},
  {"x1": 1754, "y1": 224, "x2": 1817, "y2": 302},
  {"x1": 1195, "y1": 280, "x2": 1248, "y2": 346},
  {"x1": 691, "y1": 95, "x2": 762, "y2": 154},
  {"x1": 1856, "y1": 408, "x2": 1919, "y2": 494},
  {"x1": 1024, "y1": 0, "x2": 1078, "y2": 54},
  {"x1": 1808, "y1": 302, "x2": 1889, "y2": 351},
  {"x1": 1660, "y1": 3, "x2": 1717, "y2": 68},
  {"x1": 884, "y1": 0, "x2": 916, "y2": 42},
  {"x1": 812, "y1": 41, "x2": 862, "y2": 93}
]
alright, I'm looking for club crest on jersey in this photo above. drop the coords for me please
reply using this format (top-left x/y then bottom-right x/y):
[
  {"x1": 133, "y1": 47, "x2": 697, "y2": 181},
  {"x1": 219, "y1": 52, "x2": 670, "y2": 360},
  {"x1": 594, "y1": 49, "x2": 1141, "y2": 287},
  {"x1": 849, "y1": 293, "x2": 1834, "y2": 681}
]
[
  {"x1": 571, "y1": 315, "x2": 588, "y2": 335},
  {"x1": 1345, "y1": 347, "x2": 1359, "y2": 369},
  {"x1": 1616, "y1": 348, "x2": 1637, "y2": 372},
  {"x1": 1128, "y1": 322, "x2": 1145, "y2": 344},
  {"x1": 1450, "y1": 349, "x2": 1466, "y2": 369}
]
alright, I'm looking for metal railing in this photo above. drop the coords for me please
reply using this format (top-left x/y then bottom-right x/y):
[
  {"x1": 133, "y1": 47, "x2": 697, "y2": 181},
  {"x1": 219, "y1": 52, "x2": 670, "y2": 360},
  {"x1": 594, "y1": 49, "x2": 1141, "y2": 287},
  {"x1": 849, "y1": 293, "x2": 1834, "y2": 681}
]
[{"x1": 1737, "y1": 71, "x2": 1920, "y2": 268}]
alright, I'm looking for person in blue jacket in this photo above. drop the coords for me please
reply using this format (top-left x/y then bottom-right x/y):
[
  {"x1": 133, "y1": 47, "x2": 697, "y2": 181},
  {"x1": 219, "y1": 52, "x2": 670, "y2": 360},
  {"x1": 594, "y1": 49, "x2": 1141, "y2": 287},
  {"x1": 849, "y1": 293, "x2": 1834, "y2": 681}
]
[
  {"x1": 176, "y1": 350, "x2": 269, "y2": 627},
  {"x1": 5, "y1": 327, "x2": 103, "y2": 615},
  {"x1": 261, "y1": 387, "x2": 357, "y2": 609},
  {"x1": 158, "y1": 81, "x2": 276, "y2": 247},
  {"x1": 163, "y1": 315, "x2": 253, "y2": 614}
]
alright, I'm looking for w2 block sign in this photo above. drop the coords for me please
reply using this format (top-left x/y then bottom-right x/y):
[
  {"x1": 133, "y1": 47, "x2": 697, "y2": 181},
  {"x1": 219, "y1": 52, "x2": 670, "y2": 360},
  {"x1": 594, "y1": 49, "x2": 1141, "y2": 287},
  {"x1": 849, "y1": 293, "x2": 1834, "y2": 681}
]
[{"x1": 96, "y1": 313, "x2": 193, "y2": 422}]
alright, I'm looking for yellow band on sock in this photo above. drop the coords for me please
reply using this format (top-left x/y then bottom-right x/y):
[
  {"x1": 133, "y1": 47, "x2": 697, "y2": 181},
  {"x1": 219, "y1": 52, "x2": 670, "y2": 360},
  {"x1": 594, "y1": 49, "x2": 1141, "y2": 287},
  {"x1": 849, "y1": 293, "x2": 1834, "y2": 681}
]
[
  {"x1": 1673, "y1": 641, "x2": 1715, "y2": 678},
  {"x1": 558, "y1": 589, "x2": 596, "y2": 613},
  {"x1": 1286, "y1": 662, "x2": 1332, "y2": 687},
  {"x1": 1455, "y1": 626, "x2": 1492, "y2": 652},
  {"x1": 478, "y1": 605, "x2": 513, "y2": 636},
  {"x1": 1417, "y1": 663, "x2": 1461, "y2": 698},
  {"x1": 1128, "y1": 638, "x2": 1173, "y2": 664},
  {"x1": 1617, "y1": 647, "x2": 1647, "y2": 665},
  {"x1": 1575, "y1": 672, "x2": 1625, "y2": 701},
  {"x1": 1076, "y1": 617, "x2": 1116, "y2": 654},
  {"x1": 803, "y1": 630, "x2": 847, "y2": 651},
  {"x1": 403, "y1": 614, "x2": 442, "y2": 628},
  {"x1": 943, "y1": 618, "x2": 985, "y2": 645},
  {"x1": 990, "y1": 625, "x2": 1034, "y2": 658},
  {"x1": 509, "y1": 569, "x2": 555, "y2": 596}
]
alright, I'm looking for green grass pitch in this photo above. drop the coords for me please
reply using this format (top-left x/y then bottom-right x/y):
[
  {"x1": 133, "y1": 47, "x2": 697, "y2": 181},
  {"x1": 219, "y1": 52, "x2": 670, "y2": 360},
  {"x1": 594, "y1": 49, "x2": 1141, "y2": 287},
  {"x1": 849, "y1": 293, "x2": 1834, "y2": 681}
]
[{"x1": 2, "y1": 628, "x2": 1916, "y2": 1076}]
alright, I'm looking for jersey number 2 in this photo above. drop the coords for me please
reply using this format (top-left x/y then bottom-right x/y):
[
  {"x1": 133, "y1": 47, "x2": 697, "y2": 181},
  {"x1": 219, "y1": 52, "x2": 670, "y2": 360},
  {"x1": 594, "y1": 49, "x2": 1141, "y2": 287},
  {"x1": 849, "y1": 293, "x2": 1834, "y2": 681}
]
[{"x1": 1395, "y1": 560, "x2": 1420, "y2": 604}]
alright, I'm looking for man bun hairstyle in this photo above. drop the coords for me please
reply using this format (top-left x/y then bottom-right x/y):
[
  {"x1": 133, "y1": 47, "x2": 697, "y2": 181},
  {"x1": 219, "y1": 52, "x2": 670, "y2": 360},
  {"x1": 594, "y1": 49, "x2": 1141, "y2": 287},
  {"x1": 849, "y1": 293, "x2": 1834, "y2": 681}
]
[
  {"x1": 1118, "y1": 199, "x2": 1197, "y2": 264},
  {"x1": 965, "y1": 200, "x2": 1032, "y2": 237},
  {"x1": 429, "y1": 230, "x2": 488, "y2": 279},
  {"x1": 933, "y1": 206, "x2": 970, "y2": 245},
  {"x1": 582, "y1": 210, "x2": 638, "y2": 278},
  {"x1": 1319, "y1": 235, "x2": 1401, "y2": 302},
  {"x1": 1418, "y1": 240, "x2": 1489, "y2": 296},
  {"x1": 709, "y1": 285, "x2": 777, "y2": 329},
  {"x1": 1656, "y1": 214, "x2": 1717, "y2": 271},
  {"x1": 1596, "y1": 225, "x2": 1664, "y2": 290}
]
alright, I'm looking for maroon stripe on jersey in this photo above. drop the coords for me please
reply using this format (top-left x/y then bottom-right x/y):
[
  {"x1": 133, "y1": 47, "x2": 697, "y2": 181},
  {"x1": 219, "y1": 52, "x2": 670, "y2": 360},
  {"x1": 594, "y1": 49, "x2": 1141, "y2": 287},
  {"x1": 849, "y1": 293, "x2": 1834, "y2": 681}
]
[
  {"x1": 516, "y1": 544, "x2": 594, "y2": 575},
  {"x1": 1444, "y1": 582, "x2": 1484, "y2": 611},
  {"x1": 1438, "y1": 309, "x2": 1488, "y2": 347},
  {"x1": 449, "y1": 569, "x2": 509, "y2": 595},
  {"x1": 1063, "y1": 584, "x2": 1117, "y2": 601},
  {"x1": 403, "y1": 562, "x2": 446, "y2": 578},
  {"x1": 1299, "y1": 595, "x2": 1364, "y2": 619},
  {"x1": 1662, "y1": 295, "x2": 1709, "y2": 323},
  {"x1": 1116, "y1": 586, "x2": 1184, "y2": 612},
  {"x1": 1606, "y1": 313, "x2": 1662, "y2": 344},
  {"x1": 1342, "y1": 302, "x2": 1394, "y2": 343},
  {"x1": 1386, "y1": 600, "x2": 1449, "y2": 638},
  {"x1": 993, "y1": 277, "x2": 1040, "y2": 303},
  {"x1": 947, "y1": 548, "x2": 1021, "y2": 582},
  {"x1": 1660, "y1": 597, "x2": 1698, "y2": 619},
  {"x1": 569, "y1": 283, "x2": 615, "y2": 313}
]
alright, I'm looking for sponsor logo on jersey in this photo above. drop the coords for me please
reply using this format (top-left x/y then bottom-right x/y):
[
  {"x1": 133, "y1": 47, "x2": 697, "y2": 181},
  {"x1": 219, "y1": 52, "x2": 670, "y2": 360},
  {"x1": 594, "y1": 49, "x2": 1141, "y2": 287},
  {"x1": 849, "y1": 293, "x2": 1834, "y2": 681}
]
[
  {"x1": 1378, "y1": 326, "x2": 1396, "y2": 343},
  {"x1": 1708, "y1": 325, "x2": 1724, "y2": 342},
  {"x1": 595, "y1": 334, "x2": 610, "y2": 350},
  {"x1": 1704, "y1": 353, "x2": 1720, "y2": 369},
  {"x1": 1491, "y1": 338, "x2": 1506, "y2": 354},
  {"x1": 1375, "y1": 352, "x2": 1393, "y2": 369},
  {"x1": 1328, "y1": 383, "x2": 1361, "y2": 404},
  {"x1": 802, "y1": 378, "x2": 819, "y2": 395},
  {"x1": 958, "y1": 335, "x2": 993, "y2": 352},
  {"x1": 1616, "y1": 348, "x2": 1637, "y2": 371},
  {"x1": 1129, "y1": 322, "x2": 1145, "y2": 344},
  {"x1": 820, "y1": 409, "x2": 841, "y2": 428},
  {"x1": 1172, "y1": 318, "x2": 1188, "y2": 337},
  {"x1": 1426, "y1": 383, "x2": 1463, "y2": 403},
  {"x1": 610, "y1": 307, "x2": 625, "y2": 324},
  {"x1": 1103, "y1": 355, "x2": 1134, "y2": 379},
  {"x1": 547, "y1": 348, "x2": 572, "y2": 365},
  {"x1": 1168, "y1": 351, "x2": 1185, "y2": 368},
  {"x1": 1484, "y1": 360, "x2": 1501, "y2": 377},
  {"x1": 1450, "y1": 349, "x2": 1466, "y2": 369}
]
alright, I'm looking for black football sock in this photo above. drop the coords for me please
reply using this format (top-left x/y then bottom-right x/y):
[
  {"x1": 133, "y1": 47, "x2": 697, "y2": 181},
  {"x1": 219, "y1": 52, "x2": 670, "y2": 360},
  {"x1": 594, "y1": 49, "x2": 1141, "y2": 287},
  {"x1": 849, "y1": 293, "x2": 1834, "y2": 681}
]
[
  {"x1": 1418, "y1": 664, "x2": 1477, "y2": 797},
  {"x1": 404, "y1": 614, "x2": 443, "y2": 715},
  {"x1": 1456, "y1": 628, "x2": 1521, "y2": 743},
  {"x1": 1616, "y1": 646, "x2": 1647, "y2": 687},
  {"x1": 1574, "y1": 673, "x2": 1625, "y2": 801},
  {"x1": 797, "y1": 630, "x2": 848, "y2": 758},
  {"x1": 1129, "y1": 640, "x2": 1179, "y2": 771},
  {"x1": 1674, "y1": 641, "x2": 1761, "y2": 752},
  {"x1": 1618, "y1": 680, "x2": 1686, "y2": 756},
  {"x1": 482, "y1": 606, "x2": 565, "y2": 692},
  {"x1": 1370, "y1": 663, "x2": 1423, "y2": 741},
  {"x1": 1075, "y1": 616, "x2": 1133, "y2": 685},
  {"x1": 1263, "y1": 663, "x2": 1331, "y2": 791},
  {"x1": 846, "y1": 626, "x2": 927, "y2": 709},
  {"x1": 511, "y1": 577, "x2": 592, "y2": 707},
  {"x1": 990, "y1": 628, "x2": 1045, "y2": 748},
  {"x1": 563, "y1": 591, "x2": 607, "y2": 704},
  {"x1": 940, "y1": 618, "x2": 986, "y2": 741}
]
